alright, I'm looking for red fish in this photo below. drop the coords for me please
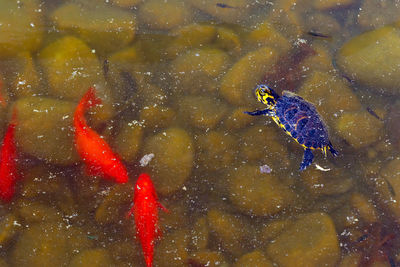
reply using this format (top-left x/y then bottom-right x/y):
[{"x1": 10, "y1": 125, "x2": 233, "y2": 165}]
[
  {"x1": 127, "y1": 173, "x2": 168, "y2": 267},
  {"x1": 74, "y1": 87, "x2": 128, "y2": 183},
  {"x1": 0, "y1": 109, "x2": 18, "y2": 201}
]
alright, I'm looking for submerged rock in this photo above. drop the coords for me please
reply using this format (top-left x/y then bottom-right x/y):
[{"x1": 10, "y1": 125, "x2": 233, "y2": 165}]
[
  {"x1": 154, "y1": 229, "x2": 189, "y2": 267},
  {"x1": 12, "y1": 223, "x2": 69, "y2": 266},
  {"x1": 267, "y1": 212, "x2": 340, "y2": 267},
  {"x1": 69, "y1": 249, "x2": 114, "y2": 267},
  {"x1": 113, "y1": 120, "x2": 144, "y2": 163},
  {"x1": 358, "y1": 0, "x2": 400, "y2": 30},
  {"x1": 234, "y1": 250, "x2": 274, "y2": 267},
  {"x1": 14, "y1": 97, "x2": 79, "y2": 165},
  {"x1": 378, "y1": 158, "x2": 400, "y2": 222},
  {"x1": 207, "y1": 209, "x2": 251, "y2": 257},
  {"x1": 336, "y1": 26, "x2": 400, "y2": 94},
  {"x1": 38, "y1": 36, "x2": 107, "y2": 100},
  {"x1": 139, "y1": 0, "x2": 192, "y2": 30},
  {"x1": 171, "y1": 48, "x2": 230, "y2": 93},
  {"x1": 229, "y1": 165, "x2": 296, "y2": 216},
  {"x1": 178, "y1": 95, "x2": 229, "y2": 130},
  {"x1": 335, "y1": 111, "x2": 383, "y2": 149},
  {"x1": 188, "y1": 250, "x2": 227, "y2": 267},
  {"x1": 51, "y1": 3, "x2": 136, "y2": 55},
  {"x1": 143, "y1": 128, "x2": 194, "y2": 195},
  {"x1": 220, "y1": 46, "x2": 278, "y2": 105},
  {"x1": 0, "y1": 0, "x2": 44, "y2": 58}
]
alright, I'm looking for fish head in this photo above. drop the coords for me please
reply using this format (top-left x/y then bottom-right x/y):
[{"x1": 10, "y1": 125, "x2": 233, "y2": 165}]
[{"x1": 134, "y1": 173, "x2": 157, "y2": 201}]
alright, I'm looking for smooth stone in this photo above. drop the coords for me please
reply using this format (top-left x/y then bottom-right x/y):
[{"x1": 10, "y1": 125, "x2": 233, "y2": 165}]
[
  {"x1": 378, "y1": 158, "x2": 400, "y2": 221},
  {"x1": 207, "y1": 209, "x2": 251, "y2": 256},
  {"x1": 113, "y1": 120, "x2": 144, "y2": 162},
  {"x1": 313, "y1": 0, "x2": 356, "y2": 10},
  {"x1": 139, "y1": 0, "x2": 192, "y2": 30},
  {"x1": 234, "y1": 250, "x2": 274, "y2": 267},
  {"x1": 220, "y1": 46, "x2": 278, "y2": 105},
  {"x1": 335, "y1": 111, "x2": 383, "y2": 149},
  {"x1": 11, "y1": 223, "x2": 69, "y2": 266},
  {"x1": 336, "y1": 26, "x2": 400, "y2": 94},
  {"x1": 171, "y1": 48, "x2": 230, "y2": 93},
  {"x1": 358, "y1": 0, "x2": 400, "y2": 30},
  {"x1": 188, "y1": 0, "x2": 250, "y2": 24},
  {"x1": 13, "y1": 97, "x2": 79, "y2": 165},
  {"x1": 154, "y1": 229, "x2": 189, "y2": 267},
  {"x1": 51, "y1": 3, "x2": 136, "y2": 55},
  {"x1": 178, "y1": 95, "x2": 229, "y2": 130},
  {"x1": 69, "y1": 249, "x2": 114, "y2": 267},
  {"x1": 267, "y1": 212, "x2": 340, "y2": 267},
  {"x1": 0, "y1": 0, "x2": 43, "y2": 57},
  {"x1": 38, "y1": 36, "x2": 106, "y2": 100},
  {"x1": 229, "y1": 165, "x2": 296, "y2": 216},
  {"x1": 143, "y1": 128, "x2": 194, "y2": 195}
]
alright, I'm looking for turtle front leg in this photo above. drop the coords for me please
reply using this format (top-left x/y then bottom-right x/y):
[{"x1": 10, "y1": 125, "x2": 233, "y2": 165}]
[
  {"x1": 244, "y1": 109, "x2": 274, "y2": 116},
  {"x1": 299, "y1": 148, "x2": 314, "y2": 171}
]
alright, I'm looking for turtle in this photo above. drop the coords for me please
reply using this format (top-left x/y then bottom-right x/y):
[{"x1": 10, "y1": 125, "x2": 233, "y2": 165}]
[{"x1": 244, "y1": 84, "x2": 338, "y2": 171}]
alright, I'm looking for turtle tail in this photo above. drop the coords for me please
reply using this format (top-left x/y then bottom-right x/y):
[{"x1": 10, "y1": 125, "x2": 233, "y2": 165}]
[{"x1": 327, "y1": 142, "x2": 338, "y2": 157}]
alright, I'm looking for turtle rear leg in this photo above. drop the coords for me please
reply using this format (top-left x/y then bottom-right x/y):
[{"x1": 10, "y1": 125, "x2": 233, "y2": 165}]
[
  {"x1": 244, "y1": 108, "x2": 274, "y2": 116},
  {"x1": 299, "y1": 148, "x2": 314, "y2": 171},
  {"x1": 327, "y1": 142, "x2": 338, "y2": 157}
]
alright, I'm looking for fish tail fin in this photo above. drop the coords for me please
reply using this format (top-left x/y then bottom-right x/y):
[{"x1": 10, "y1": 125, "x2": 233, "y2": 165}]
[
  {"x1": 83, "y1": 87, "x2": 102, "y2": 109},
  {"x1": 328, "y1": 142, "x2": 338, "y2": 157}
]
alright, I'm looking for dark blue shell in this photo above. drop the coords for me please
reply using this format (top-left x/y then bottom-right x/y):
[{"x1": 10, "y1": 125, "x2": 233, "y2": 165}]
[{"x1": 275, "y1": 91, "x2": 329, "y2": 149}]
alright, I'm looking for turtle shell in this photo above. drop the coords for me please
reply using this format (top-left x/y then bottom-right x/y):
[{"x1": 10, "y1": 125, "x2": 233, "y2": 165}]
[{"x1": 274, "y1": 91, "x2": 329, "y2": 149}]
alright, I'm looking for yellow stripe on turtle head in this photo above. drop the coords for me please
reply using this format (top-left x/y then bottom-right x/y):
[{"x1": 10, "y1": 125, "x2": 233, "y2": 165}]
[{"x1": 254, "y1": 85, "x2": 279, "y2": 109}]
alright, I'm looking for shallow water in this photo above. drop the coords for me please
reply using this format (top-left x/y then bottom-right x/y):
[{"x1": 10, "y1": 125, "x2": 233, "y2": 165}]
[{"x1": 0, "y1": 0, "x2": 400, "y2": 266}]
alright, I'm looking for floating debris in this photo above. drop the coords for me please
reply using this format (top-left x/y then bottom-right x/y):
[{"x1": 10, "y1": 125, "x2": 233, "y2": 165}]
[
  {"x1": 260, "y1": 164, "x2": 272, "y2": 174},
  {"x1": 315, "y1": 164, "x2": 331, "y2": 172},
  {"x1": 140, "y1": 153, "x2": 155, "y2": 167}
]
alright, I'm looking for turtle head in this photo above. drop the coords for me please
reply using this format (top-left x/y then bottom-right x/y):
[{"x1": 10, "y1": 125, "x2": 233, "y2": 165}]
[{"x1": 254, "y1": 84, "x2": 280, "y2": 108}]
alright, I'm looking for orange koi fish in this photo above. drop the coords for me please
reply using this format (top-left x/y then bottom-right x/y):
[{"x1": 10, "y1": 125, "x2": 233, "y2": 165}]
[
  {"x1": 127, "y1": 173, "x2": 168, "y2": 267},
  {"x1": 0, "y1": 109, "x2": 18, "y2": 201},
  {"x1": 74, "y1": 87, "x2": 128, "y2": 183}
]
